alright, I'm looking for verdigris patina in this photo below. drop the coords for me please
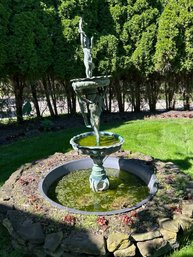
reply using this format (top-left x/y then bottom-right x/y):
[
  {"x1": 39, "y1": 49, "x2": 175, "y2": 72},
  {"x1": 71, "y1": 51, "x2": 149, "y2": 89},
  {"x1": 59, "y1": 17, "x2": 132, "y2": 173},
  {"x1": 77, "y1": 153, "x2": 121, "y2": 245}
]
[
  {"x1": 78, "y1": 17, "x2": 93, "y2": 78},
  {"x1": 70, "y1": 17, "x2": 123, "y2": 192}
]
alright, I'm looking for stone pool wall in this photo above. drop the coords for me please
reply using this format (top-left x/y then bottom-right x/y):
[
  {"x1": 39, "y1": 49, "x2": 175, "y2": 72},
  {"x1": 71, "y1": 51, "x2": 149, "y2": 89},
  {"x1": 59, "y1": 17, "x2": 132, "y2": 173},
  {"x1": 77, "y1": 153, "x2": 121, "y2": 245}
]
[{"x1": 0, "y1": 151, "x2": 193, "y2": 257}]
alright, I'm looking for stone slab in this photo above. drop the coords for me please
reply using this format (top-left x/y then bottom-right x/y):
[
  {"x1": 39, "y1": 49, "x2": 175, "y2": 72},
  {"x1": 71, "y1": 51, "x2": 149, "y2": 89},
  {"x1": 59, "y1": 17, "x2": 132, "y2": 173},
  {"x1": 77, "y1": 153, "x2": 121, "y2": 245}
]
[
  {"x1": 44, "y1": 231, "x2": 63, "y2": 253},
  {"x1": 131, "y1": 230, "x2": 161, "y2": 242},
  {"x1": 114, "y1": 244, "x2": 136, "y2": 257},
  {"x1": 173, "y1": 213, "x2": 193, "y2": 231},
  {"x1": 17, "y1": 222, "x2": 45, "y2": 244},
  {"x1": 62, "y1": 232, "x2": 105, "y2": 255},
  {"x1": 160, "y1": 228, "x2": 177, "y2": 245},
  {"x1": 107, "y1": 232, "x2": 130, "y2": 252},
  {"x1": 181, "y1": 201, "x2": 193, "y2": 217},
  {"x1": 158, "y1": 218, "x2": 180, "y2": 233},
  {"x1": 137, "y1": 238, "x2": 172, "y2": 257}
]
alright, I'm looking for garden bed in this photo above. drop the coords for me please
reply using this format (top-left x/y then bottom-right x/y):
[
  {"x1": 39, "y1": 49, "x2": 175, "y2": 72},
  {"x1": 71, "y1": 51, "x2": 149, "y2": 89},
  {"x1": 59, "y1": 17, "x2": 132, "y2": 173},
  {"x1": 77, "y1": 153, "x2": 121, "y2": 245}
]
[{"x1": 0, "y1": 150, "x2": 193, "y2": 257}]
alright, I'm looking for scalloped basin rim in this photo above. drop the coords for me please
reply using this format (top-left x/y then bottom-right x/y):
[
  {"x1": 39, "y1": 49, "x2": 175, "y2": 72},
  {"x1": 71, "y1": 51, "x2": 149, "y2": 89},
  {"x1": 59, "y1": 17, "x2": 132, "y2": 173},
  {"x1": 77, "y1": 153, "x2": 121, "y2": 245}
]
[{"x1": 70, "y1": 131, "x2": 124, "y2": 150}]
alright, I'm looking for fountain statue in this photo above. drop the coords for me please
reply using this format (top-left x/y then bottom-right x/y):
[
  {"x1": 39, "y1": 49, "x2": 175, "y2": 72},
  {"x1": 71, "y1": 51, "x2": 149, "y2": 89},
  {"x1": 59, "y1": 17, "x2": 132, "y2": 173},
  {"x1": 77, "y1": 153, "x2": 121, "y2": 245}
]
[{"x1": 70, "y1": 18, "x2": 124, "y2": 192}]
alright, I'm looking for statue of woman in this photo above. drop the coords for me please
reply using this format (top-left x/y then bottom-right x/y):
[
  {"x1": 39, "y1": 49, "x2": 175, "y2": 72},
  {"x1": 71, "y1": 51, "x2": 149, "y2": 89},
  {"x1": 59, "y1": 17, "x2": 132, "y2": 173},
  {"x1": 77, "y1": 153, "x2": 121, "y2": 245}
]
[{"x1": 78, "y1": 17, "x2": 93, "y2": 78}]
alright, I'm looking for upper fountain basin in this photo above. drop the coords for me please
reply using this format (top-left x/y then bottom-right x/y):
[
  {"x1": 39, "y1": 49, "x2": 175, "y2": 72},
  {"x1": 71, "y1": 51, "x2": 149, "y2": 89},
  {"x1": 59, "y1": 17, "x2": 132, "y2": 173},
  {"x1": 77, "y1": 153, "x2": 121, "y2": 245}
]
[
  {"x1": 70, "y1": 131, "x2": 124, "y2": 157},
  {"x1": 71, "y1": 75, "x2": 111, "y2": 91}
]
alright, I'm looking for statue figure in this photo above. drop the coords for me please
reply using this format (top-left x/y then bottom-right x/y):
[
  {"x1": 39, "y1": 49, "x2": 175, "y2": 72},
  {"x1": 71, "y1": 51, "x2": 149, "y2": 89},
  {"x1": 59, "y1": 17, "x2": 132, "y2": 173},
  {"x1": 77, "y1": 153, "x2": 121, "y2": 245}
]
[
  {"x1": 73, "y1": 18, "x2": 109, "y2": 145},
  {"x1": 78, "y1": 17, "x2": 93, "y2": 78},
  {"x1": 75, "y1": 86, "x2": 107, "y2": 145}
]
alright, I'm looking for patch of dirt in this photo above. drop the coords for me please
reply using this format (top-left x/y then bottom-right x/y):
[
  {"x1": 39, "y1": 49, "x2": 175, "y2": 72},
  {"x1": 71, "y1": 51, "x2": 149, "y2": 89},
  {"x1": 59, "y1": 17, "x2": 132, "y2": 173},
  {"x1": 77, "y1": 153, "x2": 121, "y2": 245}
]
[{"x1": 0, "y1": 110, "x2": 193, "y2": 145}]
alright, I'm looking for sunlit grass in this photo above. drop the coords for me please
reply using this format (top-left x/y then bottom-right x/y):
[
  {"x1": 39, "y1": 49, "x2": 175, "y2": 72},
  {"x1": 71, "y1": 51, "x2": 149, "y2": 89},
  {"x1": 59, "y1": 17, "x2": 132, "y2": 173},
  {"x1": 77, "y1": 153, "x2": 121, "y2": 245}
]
[{"x1": 106, "y1": 119, "x2": 193, "y2": 176}]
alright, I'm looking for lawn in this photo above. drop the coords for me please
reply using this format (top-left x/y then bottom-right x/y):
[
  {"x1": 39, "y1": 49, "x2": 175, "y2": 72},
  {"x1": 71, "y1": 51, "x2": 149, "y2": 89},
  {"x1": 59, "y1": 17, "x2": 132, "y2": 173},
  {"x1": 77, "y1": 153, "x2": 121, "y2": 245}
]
[{"x1": 0, "y1": 118, "x2": 193, "y2": 257}]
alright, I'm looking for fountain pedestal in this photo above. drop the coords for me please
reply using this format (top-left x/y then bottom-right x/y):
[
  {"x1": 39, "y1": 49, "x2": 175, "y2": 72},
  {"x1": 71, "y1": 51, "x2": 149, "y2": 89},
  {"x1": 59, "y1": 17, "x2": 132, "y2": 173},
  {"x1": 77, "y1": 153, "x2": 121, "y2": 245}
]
[{"x1": 89, "y1": 156, "x2": 109, "y2": 191}]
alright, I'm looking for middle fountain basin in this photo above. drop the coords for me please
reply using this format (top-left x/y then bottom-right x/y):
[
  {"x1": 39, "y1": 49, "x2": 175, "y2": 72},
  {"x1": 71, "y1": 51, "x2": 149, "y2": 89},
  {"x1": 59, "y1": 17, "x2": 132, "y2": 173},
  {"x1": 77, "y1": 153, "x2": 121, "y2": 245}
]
[
  {"x1": 70, "y1": 131, "x2": 124, "y2": 156},
  {"x1": 70, "y1": 131, "x2": 124, "y2": 191}
]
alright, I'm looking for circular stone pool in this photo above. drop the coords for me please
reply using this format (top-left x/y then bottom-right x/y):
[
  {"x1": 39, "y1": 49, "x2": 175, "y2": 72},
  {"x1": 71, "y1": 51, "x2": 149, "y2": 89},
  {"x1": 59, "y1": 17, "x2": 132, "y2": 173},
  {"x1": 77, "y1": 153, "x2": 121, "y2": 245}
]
[
  {"x1": 1, "y1": 151, "x2": 193, "y2": 257},
  {"x1": 39, "y1": 157, "x2": 158, "y2": 215}
]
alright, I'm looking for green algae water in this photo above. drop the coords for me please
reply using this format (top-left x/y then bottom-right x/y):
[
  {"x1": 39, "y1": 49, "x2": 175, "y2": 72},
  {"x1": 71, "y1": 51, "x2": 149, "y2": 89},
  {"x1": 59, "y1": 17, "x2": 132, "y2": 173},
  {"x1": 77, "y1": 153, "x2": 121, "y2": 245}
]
[
  {"x1": 48, "y1": 169, "x2": 149, "y2": 212},
  {"x1": 76, "y1": 135, "x2": 119, "y2": 147}
]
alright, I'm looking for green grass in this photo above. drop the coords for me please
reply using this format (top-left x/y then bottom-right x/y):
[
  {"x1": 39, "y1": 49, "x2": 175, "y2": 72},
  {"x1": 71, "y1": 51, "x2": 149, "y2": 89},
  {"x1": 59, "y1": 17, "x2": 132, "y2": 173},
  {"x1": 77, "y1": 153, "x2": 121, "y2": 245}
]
[
  {"x1": 1, "y1": 118, "x2": 193, "y2": 257},
  {"x1": 109, "y1": 119, "x2": 193, "y2": 176},
  {"x1": 0, "y1": 127, "x2": 85, "y2": 186}
]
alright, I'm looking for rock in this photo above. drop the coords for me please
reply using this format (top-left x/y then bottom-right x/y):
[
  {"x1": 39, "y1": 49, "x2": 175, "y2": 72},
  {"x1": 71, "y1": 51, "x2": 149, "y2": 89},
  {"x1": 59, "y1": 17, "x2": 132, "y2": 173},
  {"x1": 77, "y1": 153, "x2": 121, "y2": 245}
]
[
  {"x1": 17, "y1": 222, "x2": 45, "y2": 244},
  {"x1": 3, "y1": 217, "x2": 26, "y2": 246},
  {"x1": 130, "y1": 230, "x2": 161, "y2": 242},
  {"x1": 28, "y1": 244, "x2": 47, "y2": 257},
  {"x1": 44, "y1": 231, "x2": 63, "y2": 253},
  {"x1": 6, "y1": 210, "x2": 25, "y2": 230},
  {"x1": 107, "y1": 232, "x2": 130, "y2": 252},
  {"x1": 173, "y1": 213, "x2": 193, "y2": 231},
  {"x1": 158, "y1": 218, "x2": 179, "y2": 233},
  {"x1": 44, "y1": 245, "x2": 65, "y2": 257},
  {"x1": 181, "y1": 201, "x2": 193, "y2": 217},
  {"x1": 61, "y1": 253, "x2": 79, "y2": 257},
  {"x1": 160, "y1": 229, "x2": 177, "y2": 245},
  {"x1": 11, "y1": 239, "x2": 27, "y2": 251},
  {"x1": 62, "y1": 232, "x2": 105, "y2": 255},
  {"x1": 3, "y1": 218, "x2": 14, "y2": 235},
  {"x1": 114, "y1": 244, "x2": 136, "y2": 257},
  {"x1": 137, "y1": 238, "x2": 172, "y2": 257}
]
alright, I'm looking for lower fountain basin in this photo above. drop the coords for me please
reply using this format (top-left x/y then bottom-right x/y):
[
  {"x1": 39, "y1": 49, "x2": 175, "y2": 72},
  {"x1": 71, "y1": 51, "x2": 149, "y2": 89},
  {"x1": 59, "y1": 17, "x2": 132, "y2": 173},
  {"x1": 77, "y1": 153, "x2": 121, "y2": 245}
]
[
  {"x1": 70, "y1": 131, "x2": 124, "y2": 157},
  {"x1": 39, "y1": 157, "x2": 158, "y2": 215}
]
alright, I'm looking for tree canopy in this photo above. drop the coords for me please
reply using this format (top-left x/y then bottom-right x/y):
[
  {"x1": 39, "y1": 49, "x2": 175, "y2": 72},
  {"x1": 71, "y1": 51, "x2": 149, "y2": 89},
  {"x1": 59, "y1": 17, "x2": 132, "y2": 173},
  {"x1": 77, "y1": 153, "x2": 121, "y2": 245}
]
[{"x1": 1, "y1": 0, "x2": 193, "y2": 122}]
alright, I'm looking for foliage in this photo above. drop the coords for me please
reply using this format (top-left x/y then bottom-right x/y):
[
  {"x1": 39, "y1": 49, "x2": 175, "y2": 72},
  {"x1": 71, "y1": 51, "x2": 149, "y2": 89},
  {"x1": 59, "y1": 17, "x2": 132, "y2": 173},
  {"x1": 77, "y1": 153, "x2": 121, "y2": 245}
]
[{"x1": 1, "y1": 0, "x2": 193, "y2": 118}]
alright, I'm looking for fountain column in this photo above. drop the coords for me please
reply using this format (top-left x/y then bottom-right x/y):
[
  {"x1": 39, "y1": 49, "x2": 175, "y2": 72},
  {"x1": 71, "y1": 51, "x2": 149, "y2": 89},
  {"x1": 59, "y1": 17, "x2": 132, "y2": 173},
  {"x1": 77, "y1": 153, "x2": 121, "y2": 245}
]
[{"x1": 89, "y1": 155, "x2": 109, "y2": 191}]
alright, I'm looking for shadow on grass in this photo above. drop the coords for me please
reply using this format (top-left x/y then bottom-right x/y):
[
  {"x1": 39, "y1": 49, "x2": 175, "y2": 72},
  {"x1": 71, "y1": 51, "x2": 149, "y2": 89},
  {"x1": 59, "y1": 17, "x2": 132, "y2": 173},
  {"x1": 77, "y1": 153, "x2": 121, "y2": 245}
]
[{"x1": 163, "y1": 156, "x2": 193, "y2": 176}]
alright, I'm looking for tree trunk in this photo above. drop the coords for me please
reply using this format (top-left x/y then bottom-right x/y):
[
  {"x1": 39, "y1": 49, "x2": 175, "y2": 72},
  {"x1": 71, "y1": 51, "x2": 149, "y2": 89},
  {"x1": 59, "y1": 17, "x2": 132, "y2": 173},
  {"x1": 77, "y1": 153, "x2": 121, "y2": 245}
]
[
  {"x1": 62, "y1": 82, "x2": 76, "y2": 114},
  {"x1": 31, "y1": 83, "x2": 41, "y2": 118},
  {"x1": 147, "y1": 80, "x2": 159, "y2": 112},
  {"x1": 113, "y1": 79, "x2": 124, "y2": 113},
  {"x1": 134, "y1": 83, "x2": 141, "y2": 112},
  {"x1": 42, "y1": 78, "x2": 55, "y2": 117},
  {"x1": 108, "y1": 86, "x2": 112, "y2": 113},
  {"x1": 12, "y1": 76, "x2": 24, "y2": 124},
  {"x1": 165, "y1": 80, "x2": 176, "y2": 110},
  {"x1": 48, "y1": 76, "x2": 58, "y2": 116}
]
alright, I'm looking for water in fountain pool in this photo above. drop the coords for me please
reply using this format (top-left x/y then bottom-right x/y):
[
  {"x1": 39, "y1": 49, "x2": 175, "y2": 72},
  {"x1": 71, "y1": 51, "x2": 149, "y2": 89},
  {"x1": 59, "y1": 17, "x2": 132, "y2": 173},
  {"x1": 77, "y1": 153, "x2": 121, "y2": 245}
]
[
  {"x1": 76, "y1": 134, "x2": 120, "y2": 147},
  {"x1": 48, "y1": 168, "x2": 149, "y2": 212}
]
